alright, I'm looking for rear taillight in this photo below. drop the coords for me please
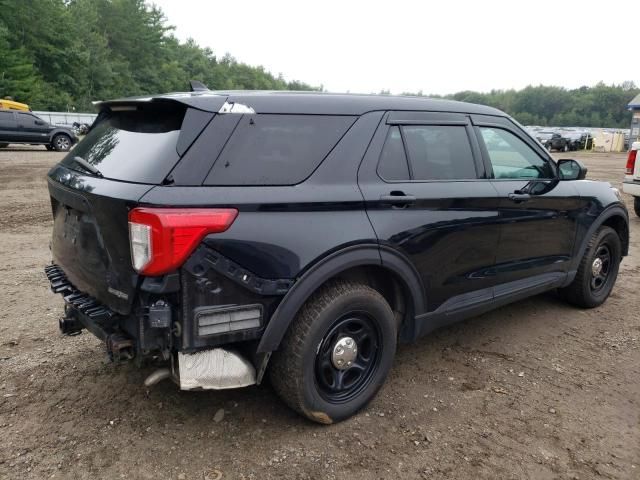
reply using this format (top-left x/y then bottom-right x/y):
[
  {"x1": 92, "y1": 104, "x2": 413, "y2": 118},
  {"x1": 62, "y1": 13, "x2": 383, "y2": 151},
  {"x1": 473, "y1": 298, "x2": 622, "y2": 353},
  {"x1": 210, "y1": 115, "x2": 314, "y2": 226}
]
[
  {"x1": 128, "y1": 208, "x2": 238, "y2": 276},
  {"x1": 626, "y1": 149, "x2": 637, "y2": 175}
]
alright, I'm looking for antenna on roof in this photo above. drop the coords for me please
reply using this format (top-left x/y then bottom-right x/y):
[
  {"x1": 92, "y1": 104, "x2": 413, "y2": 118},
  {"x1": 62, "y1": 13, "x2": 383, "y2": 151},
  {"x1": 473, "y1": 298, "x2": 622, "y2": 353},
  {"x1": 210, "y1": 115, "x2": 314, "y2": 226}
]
[{"x1": 189, "y1": 80, "x2": 209, "y2": 92}]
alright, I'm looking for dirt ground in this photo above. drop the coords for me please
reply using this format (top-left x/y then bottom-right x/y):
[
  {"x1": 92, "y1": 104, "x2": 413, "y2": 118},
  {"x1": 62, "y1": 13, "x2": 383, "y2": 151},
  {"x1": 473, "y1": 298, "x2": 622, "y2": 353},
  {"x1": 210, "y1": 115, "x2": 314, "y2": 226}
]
[{"x1": 0, "y1": 146, "x2": 638, "y2": 480}]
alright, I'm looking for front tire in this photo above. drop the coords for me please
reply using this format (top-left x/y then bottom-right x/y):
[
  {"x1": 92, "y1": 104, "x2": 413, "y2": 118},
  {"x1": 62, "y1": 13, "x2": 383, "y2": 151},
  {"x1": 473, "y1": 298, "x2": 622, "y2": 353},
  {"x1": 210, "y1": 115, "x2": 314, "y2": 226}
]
[
  {"x1": 560, "y1": 226, "x2": 621, "y2": 308},
  {"x1": 51, "y1": 134, "x2": 71, "y2": 152},
  {"x1": 270, "y1": 281, "x2": 397, "y2": 424},
  {"x1": 634, "y1": 197, "x2": 640, "y2": 218}
]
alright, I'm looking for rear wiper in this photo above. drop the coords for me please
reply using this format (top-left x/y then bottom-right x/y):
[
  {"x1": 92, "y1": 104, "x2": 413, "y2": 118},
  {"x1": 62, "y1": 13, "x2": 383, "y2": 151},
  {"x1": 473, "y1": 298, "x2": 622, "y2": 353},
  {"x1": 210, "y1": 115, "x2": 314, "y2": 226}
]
[{"x1": 72, "y1": 156, "x2": 103, "y2": 178}]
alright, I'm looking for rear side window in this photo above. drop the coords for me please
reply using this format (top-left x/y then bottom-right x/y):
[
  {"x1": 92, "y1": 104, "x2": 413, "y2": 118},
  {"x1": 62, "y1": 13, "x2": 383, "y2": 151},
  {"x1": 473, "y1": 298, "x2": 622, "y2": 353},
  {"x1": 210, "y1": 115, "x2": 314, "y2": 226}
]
[
  {"x1": 61, "y1": 104, "x2": 184, "y2": 184},
  {"x1": 204, "y1": 114, "x2": 355, "y2": 186},
  {"x1": 403, "y1": 126, "x2": 476, "y2": 180},
  {"x1": 0, "y1": 111, "x2": 14, "y2": 127},
  {"x1": 377, "y1": 124, "x2": 477, "y2": 181}
]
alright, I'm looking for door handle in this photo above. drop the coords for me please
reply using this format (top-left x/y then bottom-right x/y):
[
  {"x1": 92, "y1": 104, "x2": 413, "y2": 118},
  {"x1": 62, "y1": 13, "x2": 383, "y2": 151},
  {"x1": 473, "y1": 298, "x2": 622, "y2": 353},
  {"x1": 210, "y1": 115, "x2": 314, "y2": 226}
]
[
  {"x1": 508, "y1": 192, "x2": 531, "y2": 202},
  {"x1": 379, "y1": 192, "x2": 416, "y2": 206}
]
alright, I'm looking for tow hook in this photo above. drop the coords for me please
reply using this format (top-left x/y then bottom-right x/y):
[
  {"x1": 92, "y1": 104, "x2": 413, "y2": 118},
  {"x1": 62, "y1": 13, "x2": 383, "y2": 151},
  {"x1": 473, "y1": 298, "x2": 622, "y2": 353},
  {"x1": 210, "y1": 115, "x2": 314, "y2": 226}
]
[
  {"x1": 106, "y1": 334, "x2": 134, "y2": 362},
  {"x1": 59, "y1": 309, "x2": 82, "y2": 336}
]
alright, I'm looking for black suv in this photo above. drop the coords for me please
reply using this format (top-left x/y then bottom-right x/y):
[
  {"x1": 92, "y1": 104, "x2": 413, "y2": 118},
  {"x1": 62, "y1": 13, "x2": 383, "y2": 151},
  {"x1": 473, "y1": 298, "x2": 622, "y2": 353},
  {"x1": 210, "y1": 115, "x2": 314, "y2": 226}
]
[
  {"x1": 0, "y1": 110, "x2": 77, "y2": 151},
  {"x1": 45, "y1": 91, "x2": 629, "y2": 424}
]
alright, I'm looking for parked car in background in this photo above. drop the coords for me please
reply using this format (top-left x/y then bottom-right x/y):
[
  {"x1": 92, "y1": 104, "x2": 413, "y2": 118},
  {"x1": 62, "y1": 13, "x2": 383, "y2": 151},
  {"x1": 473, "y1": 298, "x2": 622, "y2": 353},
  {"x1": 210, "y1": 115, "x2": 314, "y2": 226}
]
[
  {"x1": 623, "y1": 141, "x2": 640, "y2": 216},
  {"x1": 44, "y1": 90, "x2": 629, "y2": 424},
  {"x1": 536, "y1": 131, "x2": 569, "y2": 151},
  {"x1": 0, "y1": 110, "x2": 77, "y2": 151}
]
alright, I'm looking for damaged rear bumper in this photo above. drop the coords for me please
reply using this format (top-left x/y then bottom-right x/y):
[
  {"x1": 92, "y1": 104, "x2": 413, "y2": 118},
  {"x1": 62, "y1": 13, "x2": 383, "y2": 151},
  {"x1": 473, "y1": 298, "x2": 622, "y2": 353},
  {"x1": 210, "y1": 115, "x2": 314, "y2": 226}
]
[{"x1": 45, "y1": 263, "x2": 259, "y2": 389}]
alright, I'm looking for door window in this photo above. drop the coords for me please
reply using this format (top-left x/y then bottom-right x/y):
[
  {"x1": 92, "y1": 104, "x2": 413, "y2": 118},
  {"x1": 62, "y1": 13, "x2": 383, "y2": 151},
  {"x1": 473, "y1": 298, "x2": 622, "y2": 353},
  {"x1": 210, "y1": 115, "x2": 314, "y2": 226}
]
[
  {"x1": 377, "y1": 124, "x2": 478, "y2": 181},
  {"x1": 403, "y1": 125, "x2": 477, "y2": 180},
  {"x1": 17, "y1": 113, "x2": 41, "y2": 128},
  {"x1": 0, "y1": 111, "x2": 15, "y2": 128},
  {"x1": 480, "y1": 127, "x2": 554, "y2": 179}
]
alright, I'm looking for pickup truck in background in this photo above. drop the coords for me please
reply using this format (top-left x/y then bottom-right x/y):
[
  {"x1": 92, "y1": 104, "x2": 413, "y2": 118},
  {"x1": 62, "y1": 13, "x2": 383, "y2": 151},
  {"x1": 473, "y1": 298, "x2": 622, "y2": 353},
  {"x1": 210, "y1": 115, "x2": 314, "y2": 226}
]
[{"x1": 623, "y1": 141, "x2": 640, "y2": 216}]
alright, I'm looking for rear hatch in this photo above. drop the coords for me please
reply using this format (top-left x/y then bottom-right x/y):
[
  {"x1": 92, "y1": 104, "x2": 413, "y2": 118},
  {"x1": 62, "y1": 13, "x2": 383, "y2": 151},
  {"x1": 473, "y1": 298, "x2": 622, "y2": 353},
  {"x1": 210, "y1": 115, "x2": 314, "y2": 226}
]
[{"x1": 48, "y1": 97, "x2": 222, "y2": 314}]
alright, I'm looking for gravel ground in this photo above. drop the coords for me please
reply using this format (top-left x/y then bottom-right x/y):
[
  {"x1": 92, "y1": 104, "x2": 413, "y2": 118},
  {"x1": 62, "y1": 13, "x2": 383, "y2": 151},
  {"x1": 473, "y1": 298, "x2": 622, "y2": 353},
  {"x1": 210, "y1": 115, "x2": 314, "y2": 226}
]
[{"x1": 0, "y1": 146, "x2": 638, "y2": 480}]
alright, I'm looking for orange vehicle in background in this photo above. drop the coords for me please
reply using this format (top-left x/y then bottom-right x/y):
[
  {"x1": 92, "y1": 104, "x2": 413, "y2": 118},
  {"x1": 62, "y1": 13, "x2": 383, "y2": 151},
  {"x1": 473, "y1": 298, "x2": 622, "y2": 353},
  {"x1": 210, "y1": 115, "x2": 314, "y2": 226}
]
[{"x1": 0, "y1": 98, "x2": 30, "y2": 111}]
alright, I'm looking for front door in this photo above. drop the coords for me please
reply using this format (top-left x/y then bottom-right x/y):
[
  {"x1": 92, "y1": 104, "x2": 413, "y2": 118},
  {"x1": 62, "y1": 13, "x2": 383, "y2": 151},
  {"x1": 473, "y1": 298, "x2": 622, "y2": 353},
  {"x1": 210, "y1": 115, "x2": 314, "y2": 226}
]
[
  {"x1": 358, "y1": 111, "x2": 502, "y2": 318},
  {"x1": 16, "y1": 112, "x2": 50, "y2": 143},
  {"x1": 472, "y1": 117, "x2": 584, "y2": 289}
]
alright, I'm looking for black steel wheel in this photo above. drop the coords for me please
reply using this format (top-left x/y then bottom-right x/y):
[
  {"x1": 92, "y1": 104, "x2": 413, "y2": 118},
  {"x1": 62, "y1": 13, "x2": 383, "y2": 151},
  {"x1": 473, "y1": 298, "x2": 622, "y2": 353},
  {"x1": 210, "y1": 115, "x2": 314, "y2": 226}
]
[
  {"x1": 589, "y1": 244, "x2": 611, "y2": 293},
  {"x1": 314, "y1": 312, "x2": 381, "y2": 404},
  {"x1": 270, "y1": 281, "x2": 397, "y2": 424},
  {"x1": 560, "y1": 226, "x2": 621, "y2": 308}
]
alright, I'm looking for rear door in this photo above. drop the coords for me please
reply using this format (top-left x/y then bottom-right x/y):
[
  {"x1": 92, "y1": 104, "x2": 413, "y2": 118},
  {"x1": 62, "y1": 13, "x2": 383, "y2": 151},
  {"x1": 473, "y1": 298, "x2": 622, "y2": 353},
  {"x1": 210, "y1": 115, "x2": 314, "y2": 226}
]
[
  {"x1": 358, "y1": 111, "x2": 501, "y2": 318},
  {"x1": 472, "y1": 115, "x2": 583, "y2": 289},
  {"x1": 0, "y1": 111, "x2": 18, "y2": 142}
]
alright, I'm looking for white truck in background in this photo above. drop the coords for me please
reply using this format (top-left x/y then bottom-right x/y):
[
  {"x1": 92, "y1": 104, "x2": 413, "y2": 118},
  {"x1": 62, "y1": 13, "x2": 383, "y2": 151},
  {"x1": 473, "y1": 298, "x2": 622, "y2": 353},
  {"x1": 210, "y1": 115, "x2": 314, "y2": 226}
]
[{"x1": 623, "y1": 141, "x2": 640, "y2": 217}]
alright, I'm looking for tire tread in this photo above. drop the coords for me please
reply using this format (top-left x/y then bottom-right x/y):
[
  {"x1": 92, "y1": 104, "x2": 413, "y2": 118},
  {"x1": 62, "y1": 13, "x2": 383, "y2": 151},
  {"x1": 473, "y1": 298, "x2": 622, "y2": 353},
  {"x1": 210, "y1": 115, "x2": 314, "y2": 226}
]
[{"x1": 270, "y1": 280, "x2": 389, "y2": 422}]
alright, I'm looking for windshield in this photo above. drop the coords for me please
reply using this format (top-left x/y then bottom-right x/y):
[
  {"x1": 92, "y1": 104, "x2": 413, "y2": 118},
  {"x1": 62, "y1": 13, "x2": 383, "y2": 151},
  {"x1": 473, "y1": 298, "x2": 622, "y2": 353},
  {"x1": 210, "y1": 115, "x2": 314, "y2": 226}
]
[{"x1": 61, "y1": 104, "x2": 184, "y2": 184}]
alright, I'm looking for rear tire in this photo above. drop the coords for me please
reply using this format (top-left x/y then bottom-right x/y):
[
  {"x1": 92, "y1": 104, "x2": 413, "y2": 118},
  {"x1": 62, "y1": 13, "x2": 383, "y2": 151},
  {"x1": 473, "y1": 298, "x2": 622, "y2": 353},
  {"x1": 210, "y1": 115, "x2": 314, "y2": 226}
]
[
  {"x1": 52, "y1": 134, "x2": 71, "y2": 152},
  {"x1": 559, "y1": 226, "x2": 621, "y2": 308},
  {"x1": 270, "y1": 280, "x2": 397, "y2": 424},
  {"x1": 634, "y1": 197, "x2": 640, "y2": 218},
  {"x1": 45, "y1": 145, "x2": 54, "y2": 151}
]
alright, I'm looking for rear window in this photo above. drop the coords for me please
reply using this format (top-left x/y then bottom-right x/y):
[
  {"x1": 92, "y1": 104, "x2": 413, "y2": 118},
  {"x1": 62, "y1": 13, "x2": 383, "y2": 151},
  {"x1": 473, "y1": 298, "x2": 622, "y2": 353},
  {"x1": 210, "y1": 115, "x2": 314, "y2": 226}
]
[
  {"x1": 61, "y1": 104, "x2": 184, "y2": 184},
  {"x1": 203, "y1": 114, "x2": 356, "y2": 186}
]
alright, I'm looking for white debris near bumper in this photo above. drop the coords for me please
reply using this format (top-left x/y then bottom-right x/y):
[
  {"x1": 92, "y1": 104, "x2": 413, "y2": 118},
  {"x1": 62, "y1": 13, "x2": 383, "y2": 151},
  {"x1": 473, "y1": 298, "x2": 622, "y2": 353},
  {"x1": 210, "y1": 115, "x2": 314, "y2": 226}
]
[{"x1": 178, "y1": 348, "x2": 256, "y2": 390}]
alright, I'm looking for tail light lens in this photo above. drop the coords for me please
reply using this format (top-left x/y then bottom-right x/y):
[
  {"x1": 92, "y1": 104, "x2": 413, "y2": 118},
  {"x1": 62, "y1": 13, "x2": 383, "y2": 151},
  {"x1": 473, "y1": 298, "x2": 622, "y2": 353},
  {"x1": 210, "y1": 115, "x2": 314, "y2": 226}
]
[
  {"x1": 626, "y1": 149, "x2": 637, "y2": 175},
  {"x1": 128, "y1": 208, "x2": 238, "y2": 276}
]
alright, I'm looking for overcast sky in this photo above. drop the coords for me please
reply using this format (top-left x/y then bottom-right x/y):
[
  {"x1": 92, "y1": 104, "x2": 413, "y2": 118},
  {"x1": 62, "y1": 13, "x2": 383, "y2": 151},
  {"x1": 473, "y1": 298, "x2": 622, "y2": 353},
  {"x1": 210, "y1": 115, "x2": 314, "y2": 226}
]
[{"x1": 151, "y1": 0, "x2": 637, "y2": 95}]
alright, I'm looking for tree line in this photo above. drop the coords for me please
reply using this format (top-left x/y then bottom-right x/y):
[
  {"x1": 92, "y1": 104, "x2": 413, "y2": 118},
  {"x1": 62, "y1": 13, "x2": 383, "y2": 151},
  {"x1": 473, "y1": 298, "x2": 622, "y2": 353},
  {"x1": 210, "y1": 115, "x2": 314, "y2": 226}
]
[
  {"x1": 0, "y1": 0, "x2": 637, "y2": 128},
  {"x1": 0, "y1": 0, "x2": 318, "y2": 111},
  {"x1": 440, "y1": 83, "x2": 639, "y2": 128}
]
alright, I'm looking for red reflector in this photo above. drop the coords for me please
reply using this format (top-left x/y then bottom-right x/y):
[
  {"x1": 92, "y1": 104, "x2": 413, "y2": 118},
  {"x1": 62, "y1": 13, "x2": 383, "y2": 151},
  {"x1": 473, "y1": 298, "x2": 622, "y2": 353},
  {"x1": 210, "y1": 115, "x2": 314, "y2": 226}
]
[
  {"x1": 128, "y1": 208, "x2": 238, "y2": 276},
  {"x1": 626, "y1": 149, "x2": 637, "y2": 175}
]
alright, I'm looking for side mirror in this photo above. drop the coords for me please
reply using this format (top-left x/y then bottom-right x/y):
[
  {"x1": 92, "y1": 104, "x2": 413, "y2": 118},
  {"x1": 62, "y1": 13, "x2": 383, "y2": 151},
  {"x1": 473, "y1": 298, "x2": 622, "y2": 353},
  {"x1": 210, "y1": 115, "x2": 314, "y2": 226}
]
[
  {"x1": 35, "y1": 120, "x2": 45, "y2": 125},
  {"x1": 558, "y1": 159, "x2": 587, "y2": 180}
]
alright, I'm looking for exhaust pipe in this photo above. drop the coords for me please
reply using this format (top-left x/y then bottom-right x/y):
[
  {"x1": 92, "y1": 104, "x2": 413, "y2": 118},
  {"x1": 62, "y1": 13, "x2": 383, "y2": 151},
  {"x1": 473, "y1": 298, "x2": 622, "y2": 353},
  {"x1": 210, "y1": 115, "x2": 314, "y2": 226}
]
[{"x1": 144, "y1": 368, "x2": 171, "y2": 387}]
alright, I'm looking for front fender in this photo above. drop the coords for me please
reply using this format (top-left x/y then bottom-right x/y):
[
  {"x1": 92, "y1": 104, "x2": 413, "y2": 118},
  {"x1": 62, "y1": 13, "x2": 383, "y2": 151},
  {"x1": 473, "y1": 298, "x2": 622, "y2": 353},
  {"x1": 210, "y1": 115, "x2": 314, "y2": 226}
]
[{"x1": 567, "y1": 203, "x2": 629, "y2": 281}]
